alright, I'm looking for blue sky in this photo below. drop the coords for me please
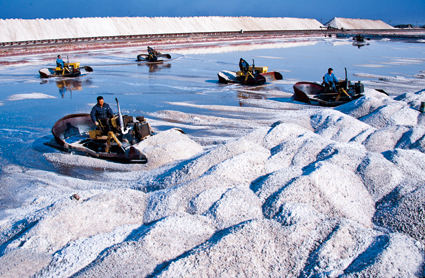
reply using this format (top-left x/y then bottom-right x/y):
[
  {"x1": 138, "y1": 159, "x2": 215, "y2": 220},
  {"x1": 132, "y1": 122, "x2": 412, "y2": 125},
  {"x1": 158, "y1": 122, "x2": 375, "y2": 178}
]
[{"x1": 1, "y1": 0, "x2": 424, "y2": 25}]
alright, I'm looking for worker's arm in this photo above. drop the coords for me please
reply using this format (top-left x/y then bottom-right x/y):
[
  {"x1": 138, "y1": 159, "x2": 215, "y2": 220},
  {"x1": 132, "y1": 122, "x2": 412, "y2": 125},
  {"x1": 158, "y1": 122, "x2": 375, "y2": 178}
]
[{"x1": 90, "y1": 106, "x2": 98, "y2": 125}]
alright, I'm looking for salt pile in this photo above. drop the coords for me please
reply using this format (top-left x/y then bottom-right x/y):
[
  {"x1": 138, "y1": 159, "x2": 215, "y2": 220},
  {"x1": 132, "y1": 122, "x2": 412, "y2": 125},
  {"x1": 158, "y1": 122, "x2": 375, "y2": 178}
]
[
  {"x1": 0, "y1": 88, "x2": 424, "y2": 277},
  {"x1": 326, "y1": 17, "x2": 394, "y2": 30},
  {"x1": 354, "y1": 72, "x2": 425, "y2": 95},
  {"x1": 0, "y1": 16, "x2": 324, "y2": 43},
  {"x1": 7, "y1": 93, "x2": 56, "y2": 101}
]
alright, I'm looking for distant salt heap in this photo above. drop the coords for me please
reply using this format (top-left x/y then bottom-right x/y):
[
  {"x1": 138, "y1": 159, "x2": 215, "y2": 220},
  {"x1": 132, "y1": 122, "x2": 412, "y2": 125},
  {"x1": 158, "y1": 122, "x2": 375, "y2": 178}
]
[
  {"x1": 0, "y1": 88, "x2": 424, "y2": 277},
  {"x1": 325, "y1": 17, "x2": 394, "y2": 29},
  {"x1": 0, "y1": 16, "x2": 323, "y2": 43}
]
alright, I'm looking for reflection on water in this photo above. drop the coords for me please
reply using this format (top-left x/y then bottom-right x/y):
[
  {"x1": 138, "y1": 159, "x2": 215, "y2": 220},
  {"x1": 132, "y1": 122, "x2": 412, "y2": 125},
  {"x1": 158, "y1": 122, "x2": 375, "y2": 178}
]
[
  {"x1": 237, "y1": 91, "x2": 266, "y2": 100},
  {"x1": 237, "y1": 91, "x2": 267, "y2": 106},
  {"x1": 235, "y1": 84, "x2": 293, "y2": 106},
  {"x1": 57, "y1": 79, "x2": 81, "y2": 98},
  {"x1": 138, "y1": 62, "x2": 171, "y2": 72},
  {"x1": 41, "y1": 78, "x2": 93, "y2": 98},
  {"x1": 352, "y1": 42, "x2": 370, "y2": 49}
]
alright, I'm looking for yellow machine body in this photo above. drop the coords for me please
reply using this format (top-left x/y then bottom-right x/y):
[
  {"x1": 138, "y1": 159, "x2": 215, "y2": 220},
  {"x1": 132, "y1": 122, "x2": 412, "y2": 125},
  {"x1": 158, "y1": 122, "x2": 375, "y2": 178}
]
[
  {"x1": 89, "y1": 130, "x2": 103, "y2": 139},
  {"x1": 55, "y1": 62, "x2": 80, "y2": 71},
  {"x1": 67, "y1": 62, "x2": 80, "y2": 69},
  {"x1": 110, "y1": 116, "x2": 119, "y2": 129},
  {"x1": 89, "y1": 116, "x2": 120, "y2": 140},
  {"x1": 236, "y1": 66, "x2": 268, "y2": 76}
]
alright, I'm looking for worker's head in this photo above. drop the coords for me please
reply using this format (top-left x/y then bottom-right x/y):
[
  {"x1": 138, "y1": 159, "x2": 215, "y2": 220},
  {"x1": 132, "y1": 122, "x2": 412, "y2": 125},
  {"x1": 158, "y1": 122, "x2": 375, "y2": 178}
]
[
  {"x1": 328, "y1": 68, "x2": 333, "y2": 74},
  {"x1": 57, "y1": 55, "x2": 61, "y2": 59},
  {"x1": 97, "y1": 96, "x2": 104, "y2": 106}
]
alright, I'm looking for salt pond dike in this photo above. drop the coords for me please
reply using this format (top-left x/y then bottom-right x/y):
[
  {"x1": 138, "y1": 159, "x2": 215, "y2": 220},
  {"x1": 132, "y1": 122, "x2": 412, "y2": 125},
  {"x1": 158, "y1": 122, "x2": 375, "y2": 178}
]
[{"x1": 1, "y1": 88, "x2": 425, "y2": 277}]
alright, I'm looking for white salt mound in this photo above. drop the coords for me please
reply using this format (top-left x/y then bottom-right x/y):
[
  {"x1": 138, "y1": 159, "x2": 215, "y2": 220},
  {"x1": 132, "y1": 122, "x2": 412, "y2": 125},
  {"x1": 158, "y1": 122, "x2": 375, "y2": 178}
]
[
  {"x1": 134, "y1": 128, "x2": 204, "y2": 170},
  {"x1": 0, "y1": 16, "x2": 324, "y2": 43},
  {"x1": 326, "y1": 17, "x2": 394, "y2": 30}
]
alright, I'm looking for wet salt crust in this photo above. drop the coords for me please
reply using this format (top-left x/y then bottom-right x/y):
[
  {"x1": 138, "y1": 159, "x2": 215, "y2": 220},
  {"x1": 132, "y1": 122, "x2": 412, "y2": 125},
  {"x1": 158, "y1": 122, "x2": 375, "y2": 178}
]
[
  {"x1": 0, "y1": 88, "x2": 424, "y2": 277},
  {"x1": 7, "y1": 93, "x2": 56, "y2": 101}
]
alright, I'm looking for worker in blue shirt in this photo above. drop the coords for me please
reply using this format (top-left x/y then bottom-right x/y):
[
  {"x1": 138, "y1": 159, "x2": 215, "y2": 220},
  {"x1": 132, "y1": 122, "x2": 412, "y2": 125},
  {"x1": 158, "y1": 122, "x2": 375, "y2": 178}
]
[
  {"x1": 56, "y1": 55, "x2": 65, "y2": 69},
  {"x1": 323, "y1": 68, "x2": 339, "y2": 90},
  {"x1": 90, "y1": 96, "x2": 114, "y2": 132}
]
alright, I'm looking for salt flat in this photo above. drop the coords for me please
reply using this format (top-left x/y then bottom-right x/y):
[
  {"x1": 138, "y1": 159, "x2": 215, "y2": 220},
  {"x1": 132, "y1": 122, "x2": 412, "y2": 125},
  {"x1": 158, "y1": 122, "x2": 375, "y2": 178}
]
[{"x1": 0, "y1": 37, "x2": 424, "y2": 277}]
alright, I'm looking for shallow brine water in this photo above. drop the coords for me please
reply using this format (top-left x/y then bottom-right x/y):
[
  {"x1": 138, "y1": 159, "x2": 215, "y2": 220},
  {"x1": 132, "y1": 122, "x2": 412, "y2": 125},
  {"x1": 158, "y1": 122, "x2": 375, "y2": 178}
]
[{"x1": 0, "y1": 36, "x2": 424, "y2": 174}]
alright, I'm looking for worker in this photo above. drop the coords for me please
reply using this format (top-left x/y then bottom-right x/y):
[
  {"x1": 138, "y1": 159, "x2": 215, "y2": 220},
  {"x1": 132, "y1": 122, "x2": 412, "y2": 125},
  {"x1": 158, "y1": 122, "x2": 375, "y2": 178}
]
[
  {"x1": 147, "y1": 46, "x2": 157, "y2": 55},
  {"x1": 90, "y1": 96, "x2": 114, "y2": 132},
  {"x1": 239, "y1": 58, "x2": 249, "y2": 74},
  {"x1": 147, "y1": 46, "x2": 158, "y2": 62},
  {"x1": 56, "y1": 55, "x2": 65, "y2": 69},
  {"x1": 323, "y1": 68, "x2": 339, "y2": 90}
]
